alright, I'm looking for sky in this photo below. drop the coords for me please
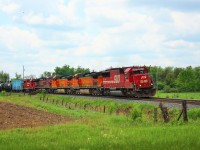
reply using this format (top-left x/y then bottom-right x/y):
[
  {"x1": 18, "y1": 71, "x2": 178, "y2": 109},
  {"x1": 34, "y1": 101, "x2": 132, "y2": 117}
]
[{"x1": 0, "y1": 0, "x2": 200, "y2": 78}]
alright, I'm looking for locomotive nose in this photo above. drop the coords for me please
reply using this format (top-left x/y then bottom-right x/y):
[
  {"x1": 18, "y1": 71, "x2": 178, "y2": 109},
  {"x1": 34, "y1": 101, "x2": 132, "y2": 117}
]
[{"x1": 136, "y1": 74, "x2": 152, "y2": 88}]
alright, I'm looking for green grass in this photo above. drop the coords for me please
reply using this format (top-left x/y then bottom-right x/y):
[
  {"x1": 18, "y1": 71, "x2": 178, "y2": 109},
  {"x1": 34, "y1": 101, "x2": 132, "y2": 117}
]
[
  {"x1": 1, "y1": 123, "x2": 200, "y2": 150},
  {"x1": 0, "y1": 93, "x2": 200, "y2": 149},
  {"x1": 155, "y1": 91, "x2": 200, "y2": 100}
]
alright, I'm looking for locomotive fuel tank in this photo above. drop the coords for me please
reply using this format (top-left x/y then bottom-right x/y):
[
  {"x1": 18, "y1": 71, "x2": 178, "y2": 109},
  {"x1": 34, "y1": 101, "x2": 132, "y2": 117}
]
[{"x1": 110, "y1": 90, "x2": 125, "y2": 96}]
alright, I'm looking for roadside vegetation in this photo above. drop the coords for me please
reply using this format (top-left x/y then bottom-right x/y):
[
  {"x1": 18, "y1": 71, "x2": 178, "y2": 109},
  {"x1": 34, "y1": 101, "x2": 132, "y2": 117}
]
[
  {"x1": 155, "y1": 91, "x2": 200, "y2": 100},
  {"x1": 0, "y1": 93, "x2": 200, "y2": 149}
]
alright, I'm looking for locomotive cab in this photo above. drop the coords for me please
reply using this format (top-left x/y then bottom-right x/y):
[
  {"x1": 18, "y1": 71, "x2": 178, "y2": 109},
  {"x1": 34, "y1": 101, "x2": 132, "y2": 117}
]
[
  {"x1": 132, "y1": 67, "x2": 153, "y2": 88},
  {"x1": 129, "y1": 67, "x2": 155, "y2": 97}
]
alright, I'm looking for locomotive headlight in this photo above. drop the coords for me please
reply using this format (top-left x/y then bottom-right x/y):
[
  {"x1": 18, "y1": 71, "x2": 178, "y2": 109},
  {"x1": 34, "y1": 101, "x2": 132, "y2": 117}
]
[
  {"x1": 139, "y1": 84, "x2": 142, "y2": 87},
  {"x1": 151, "y1": 83, "x2": 153, "y2": 86}
]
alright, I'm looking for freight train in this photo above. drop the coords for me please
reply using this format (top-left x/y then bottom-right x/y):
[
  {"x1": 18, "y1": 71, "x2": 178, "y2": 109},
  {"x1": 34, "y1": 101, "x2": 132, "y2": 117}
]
[{"x1": 0, "y1": 66, "x2": 156, "y2": 97}]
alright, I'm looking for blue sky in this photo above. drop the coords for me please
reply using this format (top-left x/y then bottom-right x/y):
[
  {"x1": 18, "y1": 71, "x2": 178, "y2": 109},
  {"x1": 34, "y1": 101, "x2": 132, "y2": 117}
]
[{"x1": 0, "y1": 0, "x2": 200, "y2": 78}]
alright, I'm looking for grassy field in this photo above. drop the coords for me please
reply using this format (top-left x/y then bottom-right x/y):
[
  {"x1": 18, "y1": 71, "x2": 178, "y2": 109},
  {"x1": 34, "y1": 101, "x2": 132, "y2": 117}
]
[
  {"x1": 155, "y1": 91, "x2": 200, "y2": 100},
  {"x1": 0, "y1": 93, "x2": 200, "y2": 150}
]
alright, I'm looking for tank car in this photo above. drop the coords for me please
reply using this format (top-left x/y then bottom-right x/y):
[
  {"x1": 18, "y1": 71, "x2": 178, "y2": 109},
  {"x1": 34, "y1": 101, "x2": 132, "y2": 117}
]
[
  {"x1": 2, "y1": 82, "x2": 12, "y2": 92},
  {"x1": 0, "y1": 81, "x2": 3, "y2": 92}
]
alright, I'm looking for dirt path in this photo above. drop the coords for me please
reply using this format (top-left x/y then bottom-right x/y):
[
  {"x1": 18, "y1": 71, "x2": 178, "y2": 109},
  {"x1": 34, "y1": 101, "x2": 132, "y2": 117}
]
[{"x1": 0, "y1": 101, "x2": 72, "y2": 130}]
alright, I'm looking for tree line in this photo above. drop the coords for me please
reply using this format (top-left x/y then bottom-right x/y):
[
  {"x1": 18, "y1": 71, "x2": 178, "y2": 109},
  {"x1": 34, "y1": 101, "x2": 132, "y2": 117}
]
[
  {"x1": 40, "y1": 65, "x2": 90, "y2": 78},
  {"x1": 150, "y1": 66, "x2": 200, "y2": 92},
  {"x1": 1, "y1": 65, "x2": 200, "y2": 92}
]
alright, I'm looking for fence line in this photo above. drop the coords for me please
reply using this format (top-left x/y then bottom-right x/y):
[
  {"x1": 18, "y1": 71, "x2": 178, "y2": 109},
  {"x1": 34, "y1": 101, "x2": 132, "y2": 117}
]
[{"x1": 39, "y1": 97, "x2": 189, "y2": 123}]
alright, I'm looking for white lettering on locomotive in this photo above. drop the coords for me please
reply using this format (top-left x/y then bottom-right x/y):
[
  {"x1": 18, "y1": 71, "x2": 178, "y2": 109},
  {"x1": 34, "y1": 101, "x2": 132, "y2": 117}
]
[
  {"x1": 141, "y1": 76, "x2": 147, "y2": 79},
  {"x1": 114, "y1": 75, "x2": 120, "y2": 83},
  {"x1": 140, "y1": 79, "x2": 148, "y2": 84},
  {"x1": 103, "y1": 75, "x2": 120, "y2": 84}
]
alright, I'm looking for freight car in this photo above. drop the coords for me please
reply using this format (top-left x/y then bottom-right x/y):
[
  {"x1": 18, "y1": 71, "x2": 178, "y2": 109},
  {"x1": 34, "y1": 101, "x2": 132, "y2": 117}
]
[
  {"x1": 11, "y1": 80, "x2": 24, "y2": 92},
  {"x1": 0, "y1": 81, "x2": 3, "y2": 92},
  {"x1": 1, "y1": 82, "x2": 12, "y2": 92}
]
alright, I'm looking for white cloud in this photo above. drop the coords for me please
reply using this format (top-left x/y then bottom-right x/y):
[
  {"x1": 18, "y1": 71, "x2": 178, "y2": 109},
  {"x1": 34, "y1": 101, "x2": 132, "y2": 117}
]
[
  {"x1": 0, "y1": 2, "x2": 20, "y2": 14},
  {"x1": 171, "y1": 11, "x2": 200, "y2": 35},
  {"x1": 58, "y1": 0, "x2": 81, "y2": 23},
  {"x1": 22, "y1": 12, "x2": 63, "y2": 25},
  {"x1": 17, "y1": 0, "x2": 84, "y2": 27},
  {"x1": 0, "y1": 26, "x2": 43, "y2": 51},
  {"x1": 164, "y1": 40, "x2": 198, "y2": 49}
]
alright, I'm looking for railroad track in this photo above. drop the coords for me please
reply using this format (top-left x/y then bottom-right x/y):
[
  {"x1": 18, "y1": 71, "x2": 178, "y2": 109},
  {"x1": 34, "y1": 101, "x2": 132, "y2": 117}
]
[
  {"x1": 142, "y1": 97, "x2": 200, "y2": 105},
  {"x1": 56, "y1": 94, "x2": 200, "y2": 106}
]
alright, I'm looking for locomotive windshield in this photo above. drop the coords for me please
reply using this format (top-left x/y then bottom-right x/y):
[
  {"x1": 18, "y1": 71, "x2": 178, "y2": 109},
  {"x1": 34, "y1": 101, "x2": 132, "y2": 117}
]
[{"x1": 133, "y1": 70, "x2": 148, "y2": 74}]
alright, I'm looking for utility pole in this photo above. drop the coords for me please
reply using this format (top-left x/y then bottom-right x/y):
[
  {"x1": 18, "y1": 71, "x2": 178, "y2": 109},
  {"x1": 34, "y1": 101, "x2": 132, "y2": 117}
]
[{"x1": 23, "y1": 66, "x2": 25, "y2": 79}]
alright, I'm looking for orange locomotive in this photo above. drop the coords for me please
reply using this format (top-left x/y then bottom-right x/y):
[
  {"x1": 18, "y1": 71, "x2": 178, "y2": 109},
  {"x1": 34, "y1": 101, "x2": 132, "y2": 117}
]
[
  {"x1": 53, "y1": 72, "x2": 103, "y2": 95},
  {"x1": 78, "y1": 72, "x2": 103, "y2": 95}
]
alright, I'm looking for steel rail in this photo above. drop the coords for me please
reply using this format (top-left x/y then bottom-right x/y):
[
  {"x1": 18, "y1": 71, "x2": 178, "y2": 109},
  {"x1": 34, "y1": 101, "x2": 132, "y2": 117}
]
[{"x1": 54, "y1": 93, "x2": 200, "y2": 105}]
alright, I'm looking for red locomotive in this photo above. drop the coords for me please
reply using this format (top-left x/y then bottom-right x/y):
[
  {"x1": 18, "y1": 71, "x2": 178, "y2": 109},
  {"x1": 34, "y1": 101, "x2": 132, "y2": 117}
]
[
  {"x1": 23, "y1": 79, "x2": 36, "y2": 92},
  {"x1": 102, "y1": 66, "x2": 155, "y2": 97}
]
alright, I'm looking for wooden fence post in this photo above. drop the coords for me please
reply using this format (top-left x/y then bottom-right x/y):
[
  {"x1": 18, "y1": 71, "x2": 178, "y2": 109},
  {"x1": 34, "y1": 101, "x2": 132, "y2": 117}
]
[
  {"x1": 84, "y1": 104, "x2": 87, "y2": 110},
  {"x1": 177, "y1": 110, "x2": 183, "y2": 121},
  {"x1": 154, "y1": 108, "x2": 158, "y2": 122},
  {"x1": 103, "y1": 106, "x2": 106, "y2": 113},
  {"x1": 159, "y1": 103, "x2": 170, "y2": 123},
  {"x1": 182, "y1": 100, "x2": 188, "y2": 122}
]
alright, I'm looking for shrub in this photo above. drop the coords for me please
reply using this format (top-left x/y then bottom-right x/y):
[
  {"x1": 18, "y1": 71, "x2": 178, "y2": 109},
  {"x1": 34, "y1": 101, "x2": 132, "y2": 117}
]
[
  {"x1": 163, "y1": 85, "x2": 171, "y2": 93},
  {"x1": 157, "y1": 82, "x2": 166, "y2": 90},
  {"x1": 188, "y1": 108, "x2": 200, "y2": 120},
  {"x1": 131, "y1": 108, "x2": 142, "y2": 121},
  {"x1": 40, "y1": 89, "x2": 47, "y2": 98},
  {"x1": 163, "y1": 85, "x2": 178, "y2": 93},
  {"x1": 0, "y1": 91, "x2": 7, "y2": 96}
]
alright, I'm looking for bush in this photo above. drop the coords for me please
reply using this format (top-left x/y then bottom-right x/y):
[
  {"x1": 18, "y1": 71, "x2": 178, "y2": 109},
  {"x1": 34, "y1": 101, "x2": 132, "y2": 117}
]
[
  {"x1": 0, "y1": 91, "x2": 7, "y2": 96},
  {"x1": 163, "y1": 85, "x2": 178, "y2": 93},
  {"x1": 163, "y1": 85, "x2": 171, "y2": 93},
  {"x1": 131, "y1": 108, "x2": 142, "y2": 121},
  {"x1": 40, "y1": 89, "x2": 47, "y2": 98},
  {"x1": 157, "y1": 82, "x2": 166, "y2": 90},
  {"x1": 188, "y1": 108, "x2": 200, "y2": 120}
]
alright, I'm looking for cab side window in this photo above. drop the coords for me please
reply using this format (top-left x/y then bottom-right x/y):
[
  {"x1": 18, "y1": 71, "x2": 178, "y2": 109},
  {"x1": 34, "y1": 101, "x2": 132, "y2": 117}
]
[{"x1": 125, "y1": 73, "x2": 128, "y2": 79}]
